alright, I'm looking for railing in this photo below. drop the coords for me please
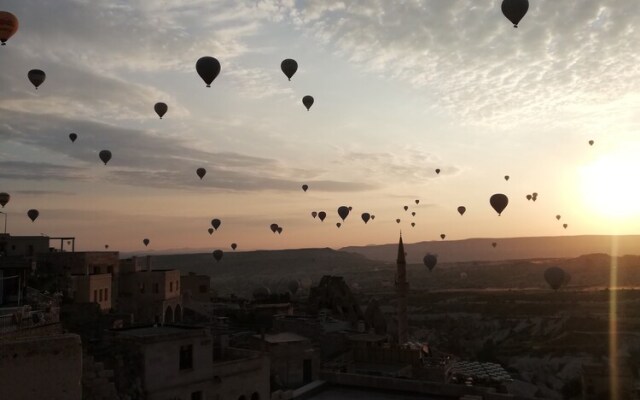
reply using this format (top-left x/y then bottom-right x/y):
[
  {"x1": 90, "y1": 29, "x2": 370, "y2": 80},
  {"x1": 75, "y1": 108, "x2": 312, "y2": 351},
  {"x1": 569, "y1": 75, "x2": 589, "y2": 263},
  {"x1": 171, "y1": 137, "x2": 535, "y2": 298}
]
[{"x1": 0, "y1": 305, "x2": 60, "y2": 333}]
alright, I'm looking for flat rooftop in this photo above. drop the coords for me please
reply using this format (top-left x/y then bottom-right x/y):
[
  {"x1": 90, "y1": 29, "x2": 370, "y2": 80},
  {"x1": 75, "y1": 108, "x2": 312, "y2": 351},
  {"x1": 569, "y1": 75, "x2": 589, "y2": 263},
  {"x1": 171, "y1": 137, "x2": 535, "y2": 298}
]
[
  {"x1": 256, "y1": 332, "x2": 309, "y2": 343},
  {"x1": 112, "y1": 325, "x2": 204, "y2": 338}
]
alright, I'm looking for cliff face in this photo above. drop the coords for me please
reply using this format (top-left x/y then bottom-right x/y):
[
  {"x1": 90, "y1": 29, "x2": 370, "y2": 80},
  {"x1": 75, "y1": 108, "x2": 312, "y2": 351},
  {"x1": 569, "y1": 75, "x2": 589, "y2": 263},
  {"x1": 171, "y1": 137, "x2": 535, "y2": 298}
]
[{"x1": 308, "y1": 275, "x2": 363, "y2": 324}]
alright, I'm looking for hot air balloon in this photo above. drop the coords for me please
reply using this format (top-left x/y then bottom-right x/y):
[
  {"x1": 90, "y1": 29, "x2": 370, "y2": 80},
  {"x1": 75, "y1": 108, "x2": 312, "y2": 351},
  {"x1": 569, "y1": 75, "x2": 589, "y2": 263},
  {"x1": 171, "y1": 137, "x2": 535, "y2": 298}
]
[
  {"x1": 403, "y1": 206, "x2": 409, "y2": 211},
  {"x1": 490, "y1": 194, "x2": 509, "y2": 216},
  {"x1": 143, "y1": 238, "x2": 150, "y2": 247},
  {"x1": 99, "y1": 150, "x2": 112, "y2": 165},
  {"x1": 492, "y1": 242, "x2": 497, "y2": 248},
  {"x1": 311, "y1": 211, "x2": 318, "y2": 219},
  {"x1": 556, "y1": 215, "x2": 561, "y2": 221},
  {"x1": 277, "y1": 227, "x2": 283, "y2": 234},
  {"x1": 423, "y1": 253, "x2": 437, "y2": 271},
  {"x1": 28, "y1": 69, "x2": 46, "y2": 89},
  {"x1": 589, "y1": 140, "x2": 594, "y2": 146},
  {"x1": 337, "y1": 206, "x2": 349, "y2": 221},
  {"x1": 196, "y1": 168, "x2": 206, "y2": 179},
  {"x1": 348, "y1": 206, "x2": 352, "y2": 211},
  {"x1": 370, "y1": 215, "x2": 375, "y2": 220},
  {"x1": 302, "y1": 95, "x2": 314, "y2": 111},
  {"x1": 281, "y1": 59, "x2": 298, "y2": 81},
  {"x1": 0, "y1": 192, "x2": 9, "y2": 207},
  {"x1": 361, "y1": 213, "x2": 370, "y2": 224},
  {"x1": 105, "y1": 244, "x2": 109, "y2": 249},
  {"x1": 196, "y1": 56, "x2": 221, "y2": 87},
  {"x1": 396, "y1": 219, "x2": 401, "y2": 224},
  {"x1": 501, "y1": 0, "x2": 529, "y2": 28},
  {"x1": 270, "y1": 223, "x2": 278, "y2": 233},
  {"x1": 336, "y1": 222, "x2": 341, "y2": 228},
  {"x1": 544, "y1": 266, "x2": 566, "y2": 291},
  {"x1": 69, "y1": 133, "x2": 77, "y2": 143},
  {"x1": 212, "y1": 250, "x2": 223, "y2": 262},
  {"x1": 211, "y1": 219, "x2": 221, "y2": 230},
  {"x1": 0, "y1": 11, "x2": 19, "y2": 45},
  {"x1": 563, "y1": 224, "x2": 568, "y2": 229},
  {"x1": 415, "y1": 200, "x2": 420, "y2": 205},
  {"x1": 411, "y1": 222, "x2": 415, "y2": 227},
  {"x1": 440, "y1": 234, "x2": 446, "y2": 240},
  {"x1": 532, "y1": 192, "x2": 538, "y2": 198},
  {"x1": 435, "y1": 169, "x2": 441, "y2": 174},
  {"x1": 504, "y1": 175, "x2": 510, "y2": 181},
  {"x1": 208, "y1": 228, "x2": 214, "y2": 235},
  {"x1": 411, "y1": 212, "x2": 416, "y2": 217},
  {"x1": 27, "y1": 209, "x2": 39, "y2": 222},
  {"x1": 318, "y1": 212, "x2": 326, "y2": 222},
  {"x1": 526, "y1": 194, "x2": 532, "y2": 201},
  {"x1": 457, "y1": 206, "x2": 466, "y2": 216},
  {"x1": 302, "y1": 184, "x2": 308, "y2": 192},
  {"x1": 154, "y1": 102, "x2": 168, "y2": 119},
  {"x1": 231, "y1": 243, "x2": 237, "y2": 250}
]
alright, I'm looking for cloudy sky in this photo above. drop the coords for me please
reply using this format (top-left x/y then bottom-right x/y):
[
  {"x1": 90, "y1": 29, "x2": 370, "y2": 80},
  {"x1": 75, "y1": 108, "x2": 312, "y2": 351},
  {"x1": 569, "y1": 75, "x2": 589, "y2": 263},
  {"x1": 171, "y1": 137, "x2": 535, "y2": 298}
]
[{"x1": 1, "y1": 0, "x2": 639, "y2": 252}]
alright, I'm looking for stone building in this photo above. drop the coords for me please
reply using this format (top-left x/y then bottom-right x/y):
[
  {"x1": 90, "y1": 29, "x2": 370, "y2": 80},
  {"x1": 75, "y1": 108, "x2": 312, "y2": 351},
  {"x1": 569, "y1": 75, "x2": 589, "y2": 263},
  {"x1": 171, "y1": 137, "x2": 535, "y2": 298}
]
[
  {"x1": 70, "y1": 273, "x2": 112, "y2": 311},
  {"x1": 108, "y1": 325, "x2": 269, "y2": 400},
  {"x1": 181, "y1": 272, "x2": 212, "y2": 302}
]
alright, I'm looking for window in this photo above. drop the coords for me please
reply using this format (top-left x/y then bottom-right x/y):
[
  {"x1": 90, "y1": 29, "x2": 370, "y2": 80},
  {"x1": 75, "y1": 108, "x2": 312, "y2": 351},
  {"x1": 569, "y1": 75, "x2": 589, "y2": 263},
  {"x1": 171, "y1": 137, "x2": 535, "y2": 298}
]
[
  {"x1": 153, "y1": 283, "x2": 159, "y2": 294},
  {"x1": 93, "y1": 266, "x2": 101, "y2": 274},
  {"x1": 199, "y1": 285, "x2": 207, "y2": 293},
  {"x1": 107, "y1": 266, "x2": 113, "y2": 274},
  {"x1": 104, "y1": 288, "x2": 109, "y2": 301},
  {"x1": 170, "y1": 281, "x2": 173, "y2": 292},
  {"x1": 191, "y1": 391, "x2": 203, "y2": 400},
  {"x1": 99, "y1": 289, "x2": 103, "y2": 302},
  {"x1": 93, "y1": 290, "x2": 98, "y2": 302},
  {"x1": 179, "y1": 344, "x2": 193, "y2": 370}
]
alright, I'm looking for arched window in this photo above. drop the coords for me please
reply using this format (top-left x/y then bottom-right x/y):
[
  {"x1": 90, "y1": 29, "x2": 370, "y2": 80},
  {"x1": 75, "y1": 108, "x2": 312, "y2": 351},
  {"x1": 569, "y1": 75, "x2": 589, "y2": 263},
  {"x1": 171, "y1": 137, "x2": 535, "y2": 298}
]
[
  {"x1": 175, "y1": 304, "x2": 182, "y2": 322},
  {"x1": 164, "y1": 306, "x2": 173, "y2": 324}
]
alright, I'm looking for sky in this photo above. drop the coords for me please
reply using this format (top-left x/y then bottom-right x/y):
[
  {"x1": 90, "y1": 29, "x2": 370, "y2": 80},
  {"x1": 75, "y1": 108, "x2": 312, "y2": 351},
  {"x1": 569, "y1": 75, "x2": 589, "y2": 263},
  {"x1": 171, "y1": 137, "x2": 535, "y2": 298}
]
[{"x1": 0, "y1": 0, "x2": 639, "y2": 253}]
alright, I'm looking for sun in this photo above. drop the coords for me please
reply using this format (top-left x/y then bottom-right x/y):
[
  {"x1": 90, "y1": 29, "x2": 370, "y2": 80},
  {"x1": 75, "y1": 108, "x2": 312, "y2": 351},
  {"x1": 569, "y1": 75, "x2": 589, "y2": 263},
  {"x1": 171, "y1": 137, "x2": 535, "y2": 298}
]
[{"x1": 580, "y1": 149, "x2": 640, "y2": 219}]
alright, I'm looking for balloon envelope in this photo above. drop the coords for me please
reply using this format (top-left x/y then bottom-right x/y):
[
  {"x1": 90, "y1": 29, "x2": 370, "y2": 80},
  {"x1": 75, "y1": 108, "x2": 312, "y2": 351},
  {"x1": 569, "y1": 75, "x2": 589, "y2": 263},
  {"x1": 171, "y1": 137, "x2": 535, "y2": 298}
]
[
  {"x1": 196, "y1": 56, "x2": 221, "y2": 87},
  {"x1": 318, "y1": 212, "x2": 326, "y2": 222},
  {"x1": 208, "y1": 228, "x2": 214, "y2": 235},
  {"x1": 361, "y1": 213, "x2": 370, "y2": 224},
  {"x1": 457, "y1": 206, "x2": 466, "y2": 216},
  {"x1": 415, "y1": 199, "x2": 419, "y2": 205},
  {"x1": 154, "y1": 102, "x2": 168, "y2": 119},
  {"x1": 211, "y1": 219, "x2": 221, "y2": 230},
  {"x1": 212, "y1": 250, "x2": 223, "y2": 262},
  {"x1": 302, "y1": 184, "x2": 308, "y2": 192},
  {"x1": 99, "y1": 150, "x2": 112, "y2": 165},
  {"x1": 396, "y1": 219, "x2": 401, "y2": 224},
  {"x1": 490, "y1": 194, "x2": 509, "y2": 216},
  {"x1": 231, "y1": 243, "x2": 237, "y2": 250},
  {"x1": 544, "y1": 267, "x2": 565, "y2": 290},
  {"x1": 27, "y1": 209, "x2": 39, "y2": 222},
  {"x1": 0, "y1": 11, "x2": 19, "y2": 45},
  {"x1": 302, "y1": 95, "x2": 314, "y2": 111},
  {"x1": 504, "y1": 175, "x2": 510, "y2": 181},
  {"x1": 492, "y1": 242, "x2": 497, "y2": 248},
  {"x1": 336, "y1": 222, "x2": 341, "y2": 228},
  {"x1": 277, "y1": 227, "x2": 283, "y2": 234},
  {"x1": 270, "y1": 223, "x2": 278, "y2": 233},
  {"x1": 435, "y1": 169, "x2": 441, "y2": 174},
  {"x1": 411, "y1": 222, "x2": 415, "y2": 227},
  {"x1": 281, "y1": 59, "x2": 298, "y2": 81},
  {"x1": 589, "y1": 140, "x2": 594, "y2": 146},
  {"x1": 440, "y1": 234, "x2": 446, "y2": 240},
  {"x1": 556, "y1": 215, "x2": 561, "y2": 220},
  {"x1": 28, "y1": 69, "x2": 46, "y2": 89},
  {"x1": 423, "y1": 253, "x2": 437, "y2": 271},
  {"x1": 501, "y1": 0, "x2": 529, "y2": 28},
  {"x1": 69, "y1": 133, "x2": 77, "y2": 143},
  {"x1": 563, "y1": 224, "x2": 568, "y2": 229},
  {"x1": 526, "y1": 194, "x2": 532, "y2": 201},
  {"x1": 0, "y1": 192, "x2": 10, "y2": 207},
  {"x1": 196, "y1": 168, "x2": 206, "y2": 179},
  {"x1": 143, "y1": 238, "x2": 150, "y2": 247},
  {"x1": 311, "y1": 211, "x2": 317, "y2": 219},
  {"x1": 337, "y1": 206, "x2": 349, "y2": 221}
]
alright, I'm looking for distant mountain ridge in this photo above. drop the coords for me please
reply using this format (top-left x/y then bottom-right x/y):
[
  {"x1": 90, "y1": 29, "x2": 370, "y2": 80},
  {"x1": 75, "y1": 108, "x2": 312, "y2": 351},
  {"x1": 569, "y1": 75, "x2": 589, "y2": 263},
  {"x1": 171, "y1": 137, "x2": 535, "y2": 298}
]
[{"x1": 340, "y1": 235, "x2": 640, "y2": 264}]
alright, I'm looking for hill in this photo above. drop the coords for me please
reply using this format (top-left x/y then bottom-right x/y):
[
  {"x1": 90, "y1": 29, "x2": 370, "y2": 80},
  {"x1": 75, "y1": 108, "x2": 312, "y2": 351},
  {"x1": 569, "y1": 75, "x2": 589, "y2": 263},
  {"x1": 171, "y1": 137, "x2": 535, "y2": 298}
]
[{"x1": 340, "y1": 235, "x2": 640, "y2": 264}]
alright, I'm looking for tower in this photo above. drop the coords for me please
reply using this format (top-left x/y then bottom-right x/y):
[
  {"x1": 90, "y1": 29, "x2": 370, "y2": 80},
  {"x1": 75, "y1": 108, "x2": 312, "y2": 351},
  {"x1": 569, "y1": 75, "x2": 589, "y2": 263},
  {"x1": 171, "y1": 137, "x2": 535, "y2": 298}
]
[{"x1": 396, "y1": 233, "x2": 409, "y2": 344}]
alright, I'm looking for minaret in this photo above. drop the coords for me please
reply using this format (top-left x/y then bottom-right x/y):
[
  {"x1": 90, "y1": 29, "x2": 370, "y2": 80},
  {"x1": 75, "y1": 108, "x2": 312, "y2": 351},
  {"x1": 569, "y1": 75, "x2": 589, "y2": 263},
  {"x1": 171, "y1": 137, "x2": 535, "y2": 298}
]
[{"x1": 396, "y1": 233, "x2": 409, "y2": 345}]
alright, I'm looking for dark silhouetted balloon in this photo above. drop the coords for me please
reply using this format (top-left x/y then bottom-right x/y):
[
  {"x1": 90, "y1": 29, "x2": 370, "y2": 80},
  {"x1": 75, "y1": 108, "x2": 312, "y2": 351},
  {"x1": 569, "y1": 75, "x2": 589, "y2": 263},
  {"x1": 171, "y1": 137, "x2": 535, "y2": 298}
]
[
  {"x1": 311, "y1": 211, "x2": 317, "y2": 219},
  {"x1": 143, "y1": 238, "x2": 150, "y2": 247},
  {"x1": 0, "y1": 11, "x2": 19, "y2": 45},
  {"x1": 0, "y1": 192, "x2": 9, "y2": 207},
  {"x1": 281, "y1": 59, "x2": 298, "y2": 81},
  {"x1": 401, "y1": 206, "x2": 407, "y2": 211},
  {"x1": 411, "y1": 222, "x2": 415, "y2": 227},
  {"x1": 336, "y1": 222, "x2": 341, "y2": 228},
  {"x1": 396, "y1": 219, "x2": 401, "y2": 224},
  {"x1": 526, "y1": 194, "x2": 532, "y2": 201},
  {"x1": 411, "y1": 212, "x2": 416, "y2": 217},
  {"x1": 492, "y1": 242, "x2": 497, "y2": 248},
  {"x1": 69, "y1": 133, "x2": 77, "y2": 143},
  {"x1": 212, "y1": 250, "x2": 223, "y2": 262},
  {"x1": 589, "y1": 140, "x2": 594, "y2": 146},
  {"x1": 105, "y1": 244, "x2": 109, "y2": 249},
  {"x1": 99, "y1": 150, "x2": 112, "y2": 165},
  {"x1": 208, "y1": 228, "x2": 214, "y2": 235},
  {"x1": 302, "y1": 95, "x2": 314, "y2": 111},
  {"x1": 337, "y1": 206, "x2": 349, "y2": 221},
  {"x1": 196, "y1": 168, "x2": 206, "y2": 179},
  {"x1": 544, "y1": 266, "x2": 566, "y2": 291},
  {"x1": 196, "y1": 56, "x2": 221, "y2": 87},
  {"x1": 457, "y1": 206, "x2": 466, "y2": 216},
  {"x1": 501, "y1": 0, "x2": 529, "y2": 28},
  {"x1": 370, "y1": 215, "x2": 375, "y2": 220},
  {"x1": 302, "y1": 184, "x2": 308, "y2": 192},
  {"x1": 415, "y1": 199, "x2": 419, "y2": 205},
  {"x1": 361, "y1": 213, "x2": 370, "y2": 224},
  {"x1": 27, "y1": 209, "x2": 39, "y2": 222},
  {"x1": 532, "y1": 192, "x2": 538, "y2": 198},
  {"x1": 348, "y1": 206, "x2": 352, "y2": 211},
  {"x1": 556, "y1": 215, "x2": 561, "y2": 221},
  {"x1": 435, "y1": 169, "x2": 441, "y2": 174},
  {"x1": 504, "y1": 175, "x2": 510, "y2": 181},
  {"x1": 211, "y1": 219, "x2": 221, "y2": 230},
  {"x1": 318, "y1": 212, "x2": 326, "y2": 222},
  {"x1": 277, "y1": 227, "x2": 283, "y2": 234},
  {"x1": 231, "y1": 243, "x2": 237, "y2": 250},
  {"x1": 154, "y1": 102, "x2": 168, "y2": 119},
  {"x1": 28, "y1": 69, "x2": 45, "y2": 89},
  {"x1": 270, "y1": 223, "x2": 278, "y2": 233},
  {"x1": 563, "y1": 223, "x2": 568, "y2": 229},
  {"x1": 423, "y1": 253, "x2": 437, "y2": 271},
  {"x1": 440, "y1": 234, "x2": 446, "y2": 240},
  {"x1": 490, "y1": 194, "x2": 509, "y2": 216}
]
